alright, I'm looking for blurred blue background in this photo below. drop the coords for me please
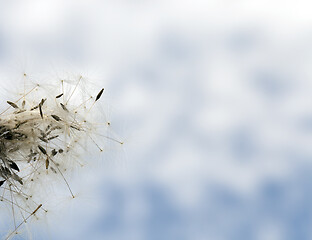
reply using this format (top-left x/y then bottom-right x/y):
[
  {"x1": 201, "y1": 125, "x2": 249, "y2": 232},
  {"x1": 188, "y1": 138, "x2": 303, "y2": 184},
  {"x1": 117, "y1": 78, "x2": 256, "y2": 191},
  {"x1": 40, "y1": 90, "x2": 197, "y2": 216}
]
[{"x1": 1, "y1": 1, "x2": 312, "y2": 239}]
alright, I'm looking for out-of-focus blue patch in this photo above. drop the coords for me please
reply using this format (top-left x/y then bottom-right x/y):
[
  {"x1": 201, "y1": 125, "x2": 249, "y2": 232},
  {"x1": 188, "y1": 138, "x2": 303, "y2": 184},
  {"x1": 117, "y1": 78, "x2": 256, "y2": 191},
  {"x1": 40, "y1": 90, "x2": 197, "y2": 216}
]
[
  {"x1": 158, "y1": 32, "x2": 198, "y2": 65},
  {"x1": 200, "y1": 167, "x2": 312, "y2": 240},
  {"x1": 95, "y1": 186, "x2": 126, "y2": 234},
  {"x1": 228, "y1": 127, "x2": 258, "y2": 161},
  {"x1": 295, "y1": 115, "x2": 312, "y2": 132},
  {"x1": 257, "y1": 174, "x2": 312, "y2": 240},
  {"x1": 204, "y1": 185, "x2": 255, "y2": 240},
  {"x1": 95, "y1": 183, "x2": 190, "y2": 240},
  {"x1": 226, "y1": 30, "x2": 259, "y2": 55},
  {"x1": 252, "y1": 70, "x2": 288, "y2": 98},
  {"x1": 258, "y1": 179, "x2": 288, "y2": 217},
  {"x1": 91, "y1": 166, "x2": 312, "y2": 240},
  {"x1": 142, "y1": 185, "x2": 187, "y2": 240}
]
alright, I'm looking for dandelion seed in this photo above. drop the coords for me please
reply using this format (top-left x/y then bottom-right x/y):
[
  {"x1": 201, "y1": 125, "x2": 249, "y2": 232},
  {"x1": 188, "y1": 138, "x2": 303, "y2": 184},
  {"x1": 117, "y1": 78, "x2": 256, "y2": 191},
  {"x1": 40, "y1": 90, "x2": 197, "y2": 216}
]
[
  {"x1": 45, "y1": 157, "x2": 49, "y2": 170},
  {"x1": 39, "y1": 103, "x2": 43, "y2": 119},
  {"x1": 38, "y1": 145, "x2": 47, "y2": 155},
  {"x1": 8, "y1": 161, "x2": 19, "y2": 172},
  {"x1": 70, "y1": 125, "x2": 80, "y2": 131},
  {"x1": 47, "y1": 135, "x2": 59, "y2": 141},
  {"x1": 95, "y1": 88, "x2": 104, "y2": 101},
  {"x1": 30, "y1": 105, "x2": 39, "y2": 111},
  {"x1": 6, "y1": 101, "x2": 19, "y2": 109},
  {"x1": 60, "y1": 103, "x2": 68, "y2": 111},
  {"x1": 51, "y1": 149, "x2": 57, "y2": 156},
  {"x1": 55, "y1": 93, "x2": 63, "y2": 99},
  {"x1": 51, "y1": 115, "x2": 61, "y2": 121}
]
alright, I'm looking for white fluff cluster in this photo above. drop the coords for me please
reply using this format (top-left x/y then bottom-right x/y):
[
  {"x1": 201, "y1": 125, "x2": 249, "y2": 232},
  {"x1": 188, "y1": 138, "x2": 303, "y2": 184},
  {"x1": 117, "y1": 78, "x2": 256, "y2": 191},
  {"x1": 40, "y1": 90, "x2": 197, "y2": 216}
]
[{"x1": 0, "y1": 73, "x2": 116, "y2": 239}]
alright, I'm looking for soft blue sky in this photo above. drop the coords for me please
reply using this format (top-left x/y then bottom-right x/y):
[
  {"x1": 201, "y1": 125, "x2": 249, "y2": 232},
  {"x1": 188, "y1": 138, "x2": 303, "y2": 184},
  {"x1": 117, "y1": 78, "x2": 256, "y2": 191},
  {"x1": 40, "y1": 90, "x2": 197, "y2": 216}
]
[{"x1": 1, "y1": 1, "x2": 312, "y2": 240}]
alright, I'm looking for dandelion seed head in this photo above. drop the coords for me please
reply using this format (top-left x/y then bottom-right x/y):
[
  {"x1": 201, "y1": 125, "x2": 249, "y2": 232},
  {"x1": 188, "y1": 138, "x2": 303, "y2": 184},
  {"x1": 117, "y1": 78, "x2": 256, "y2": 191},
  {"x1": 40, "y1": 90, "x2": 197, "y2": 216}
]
[{"x1": 0, "y1": 68, "x2": 121, "y2": 239}]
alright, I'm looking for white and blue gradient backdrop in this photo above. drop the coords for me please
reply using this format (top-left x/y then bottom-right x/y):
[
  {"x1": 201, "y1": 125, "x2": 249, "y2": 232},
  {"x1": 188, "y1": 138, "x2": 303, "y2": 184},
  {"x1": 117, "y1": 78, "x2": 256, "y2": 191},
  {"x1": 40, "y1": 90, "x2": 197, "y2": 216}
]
[{"x1": 1, "y1": 1, "x2": 312, "y2": 240}]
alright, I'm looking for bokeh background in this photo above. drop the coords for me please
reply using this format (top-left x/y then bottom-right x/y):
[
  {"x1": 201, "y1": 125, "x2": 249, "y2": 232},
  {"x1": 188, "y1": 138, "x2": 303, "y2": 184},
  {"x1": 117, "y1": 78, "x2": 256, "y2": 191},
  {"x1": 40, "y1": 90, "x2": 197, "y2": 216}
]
[{"x1": 1, "y1": 0, "x2": 312, "y2": 239}]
